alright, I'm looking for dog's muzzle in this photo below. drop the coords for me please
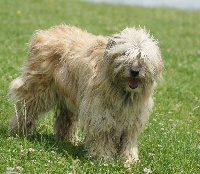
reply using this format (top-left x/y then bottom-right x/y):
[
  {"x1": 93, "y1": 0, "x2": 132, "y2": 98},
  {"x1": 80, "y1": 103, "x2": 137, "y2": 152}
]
[{"x1": 128, "y1": 69, "x2": 140, "y2": 89}]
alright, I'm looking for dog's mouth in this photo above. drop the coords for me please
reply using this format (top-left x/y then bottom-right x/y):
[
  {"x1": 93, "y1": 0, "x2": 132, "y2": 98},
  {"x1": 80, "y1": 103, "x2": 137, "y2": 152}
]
[{"x1": 128, "y1": 77, "x2": 139, "y2": 89}]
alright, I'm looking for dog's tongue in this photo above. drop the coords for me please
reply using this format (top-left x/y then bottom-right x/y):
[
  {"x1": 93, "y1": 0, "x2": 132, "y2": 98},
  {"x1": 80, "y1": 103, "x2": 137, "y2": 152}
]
[{"x1": 128, "y1": 78, "x2": 139, "y2": 89}]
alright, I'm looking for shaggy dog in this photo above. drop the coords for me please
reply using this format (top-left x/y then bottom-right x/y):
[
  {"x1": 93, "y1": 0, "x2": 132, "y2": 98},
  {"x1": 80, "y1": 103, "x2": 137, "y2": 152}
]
[{"x1": 9, "y1": 25, "x2": 163, "y2": 164}]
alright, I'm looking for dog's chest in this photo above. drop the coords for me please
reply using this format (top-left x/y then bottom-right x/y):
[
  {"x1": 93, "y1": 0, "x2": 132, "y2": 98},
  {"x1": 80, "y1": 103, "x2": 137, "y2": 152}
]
[{"x1": 114, "y1": 105, "x2": 140, "y2": 129}]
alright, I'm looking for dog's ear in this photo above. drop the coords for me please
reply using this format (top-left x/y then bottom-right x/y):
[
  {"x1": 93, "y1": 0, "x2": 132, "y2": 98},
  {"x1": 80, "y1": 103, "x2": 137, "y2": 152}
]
[
  {"x1": 104, "y1": 35, "x2": 121, "y2": 61},
  {"x1": 106, "y1": 38, "x2": 116, "y2": 50}
]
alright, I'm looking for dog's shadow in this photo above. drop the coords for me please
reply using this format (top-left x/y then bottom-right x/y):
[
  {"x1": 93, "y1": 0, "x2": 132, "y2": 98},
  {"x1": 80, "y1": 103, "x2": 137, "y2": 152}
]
[
  {"x1": 1, "y1": 125, "x2": 88, "y2": 161},
  {"x1": 2, "y1": 125, "x2": 126, "y2": 169},
  {"x1": 28, "y1": 132, "x2": 89, "y2": 161}
]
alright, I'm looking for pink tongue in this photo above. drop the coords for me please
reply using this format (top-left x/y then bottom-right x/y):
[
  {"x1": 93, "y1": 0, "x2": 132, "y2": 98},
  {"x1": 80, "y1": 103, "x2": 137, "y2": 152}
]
[{"x1": 128, "y1": 78, "x2": 139, "y2": 89}]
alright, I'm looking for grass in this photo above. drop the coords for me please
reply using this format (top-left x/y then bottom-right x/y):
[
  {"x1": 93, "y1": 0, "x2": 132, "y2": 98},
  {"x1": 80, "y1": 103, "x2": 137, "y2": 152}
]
[{"x1": 0, "y1": 0, "x2": 199, "y2": 173}]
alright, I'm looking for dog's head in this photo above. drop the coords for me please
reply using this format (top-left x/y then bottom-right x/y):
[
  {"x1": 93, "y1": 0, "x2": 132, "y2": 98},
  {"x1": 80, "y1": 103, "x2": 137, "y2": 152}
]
[{"x1": 104, "y1": 27, "x2": 163, "y2": 92}]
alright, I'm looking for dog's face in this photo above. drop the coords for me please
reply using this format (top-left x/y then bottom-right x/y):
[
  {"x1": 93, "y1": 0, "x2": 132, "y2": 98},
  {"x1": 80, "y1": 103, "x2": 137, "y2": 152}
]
[{"x1": 104, "y1": 28, "x2": 163, "y2": 92}]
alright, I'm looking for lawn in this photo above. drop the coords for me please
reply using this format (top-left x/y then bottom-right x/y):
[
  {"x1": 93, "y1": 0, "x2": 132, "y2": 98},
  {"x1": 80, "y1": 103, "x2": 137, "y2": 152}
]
[{"x1": 0, "y1": 0, "x2": 199, "y2": 173}]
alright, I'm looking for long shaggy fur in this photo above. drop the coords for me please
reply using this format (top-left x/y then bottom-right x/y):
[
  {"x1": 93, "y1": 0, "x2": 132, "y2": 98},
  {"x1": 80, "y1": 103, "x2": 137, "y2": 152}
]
[{"x1": 9, "y1": 25, "x2": 163, "y2": 164}]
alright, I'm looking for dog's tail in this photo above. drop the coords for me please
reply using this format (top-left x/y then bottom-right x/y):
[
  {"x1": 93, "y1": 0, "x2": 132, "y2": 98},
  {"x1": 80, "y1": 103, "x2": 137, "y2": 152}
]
[{"x1": 9, "y1": 77, "x2": 25, "y2": 102}]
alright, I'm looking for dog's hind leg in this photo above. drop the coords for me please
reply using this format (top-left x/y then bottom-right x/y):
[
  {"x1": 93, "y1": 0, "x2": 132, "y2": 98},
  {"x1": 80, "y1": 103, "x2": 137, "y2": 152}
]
[
  {"x1": 9, "y1": 77, "x2": 56, "y2": 136},
  {"x1": 54, "y1": 106, "x2": 78, "y2": 144}
]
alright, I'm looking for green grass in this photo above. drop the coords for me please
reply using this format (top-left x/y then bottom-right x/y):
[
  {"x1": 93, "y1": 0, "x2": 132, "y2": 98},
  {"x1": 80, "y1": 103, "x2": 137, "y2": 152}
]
[{"x1": 0, "y1": 0, "x2": 199, "y2": 173}]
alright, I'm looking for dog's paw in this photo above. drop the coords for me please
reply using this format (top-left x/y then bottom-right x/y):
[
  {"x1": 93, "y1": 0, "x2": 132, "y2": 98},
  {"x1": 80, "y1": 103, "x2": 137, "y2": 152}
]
[{"x1": 124, "y1": 157, "x2": 140, "y2": 168}]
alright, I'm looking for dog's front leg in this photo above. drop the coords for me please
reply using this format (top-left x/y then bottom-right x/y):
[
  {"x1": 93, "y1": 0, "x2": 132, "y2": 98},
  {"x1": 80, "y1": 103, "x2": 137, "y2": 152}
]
[
  {"x1": 118, "y1": 129, "x2": 140, "y2": 165},
  {"x1": 84, "y1": 129, "x2": 117, "y2": 161},
  {"x1": 80, "y1": 103, "x2": 117, "y2": 160}
]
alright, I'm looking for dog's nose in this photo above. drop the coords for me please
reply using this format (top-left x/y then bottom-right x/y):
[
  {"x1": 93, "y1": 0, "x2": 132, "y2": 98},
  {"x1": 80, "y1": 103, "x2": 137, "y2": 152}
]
[{"x1": 130, "y1": 69, "x2": 139, "y2": 77}]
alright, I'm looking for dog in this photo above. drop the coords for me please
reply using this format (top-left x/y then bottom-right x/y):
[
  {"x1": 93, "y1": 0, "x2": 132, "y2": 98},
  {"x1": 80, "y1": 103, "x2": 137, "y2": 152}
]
[{"x1": 9, "y1": 25, "x2": 163, "y2": 164}]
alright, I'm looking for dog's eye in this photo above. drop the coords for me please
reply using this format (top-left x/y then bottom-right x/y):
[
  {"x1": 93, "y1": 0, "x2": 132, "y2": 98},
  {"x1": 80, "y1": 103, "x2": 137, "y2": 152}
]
[{"x1": 123, "y1": 49, "x2": 133, "y2": 57}]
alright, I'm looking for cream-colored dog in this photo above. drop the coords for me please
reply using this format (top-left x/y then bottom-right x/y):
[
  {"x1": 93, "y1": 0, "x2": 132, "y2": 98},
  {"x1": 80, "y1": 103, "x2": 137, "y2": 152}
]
[{"x1": 9, "y1": 25, "x2": 163, "y2": 164}]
